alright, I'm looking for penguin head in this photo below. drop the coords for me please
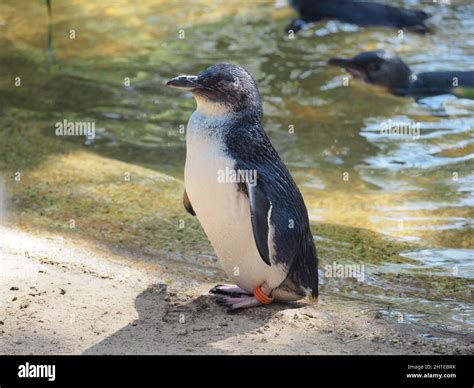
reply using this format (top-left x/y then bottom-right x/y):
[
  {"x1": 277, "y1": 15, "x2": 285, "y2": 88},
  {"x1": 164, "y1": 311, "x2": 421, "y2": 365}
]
[
  {"x1": 166, "y1": 64, "x2": 262, "y2": 116},
  {"x1": 328, "y1": 51, "x2": 413, "y2": 91}
]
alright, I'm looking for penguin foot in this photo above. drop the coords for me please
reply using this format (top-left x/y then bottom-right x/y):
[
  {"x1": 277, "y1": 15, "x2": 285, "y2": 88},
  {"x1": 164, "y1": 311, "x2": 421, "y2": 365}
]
[
  {"x1": 209, "y1": 284, "x2": 252, "y2": 297},
  {"x1": 215, "y1": 295, "x2": 262, "y2": 312}
]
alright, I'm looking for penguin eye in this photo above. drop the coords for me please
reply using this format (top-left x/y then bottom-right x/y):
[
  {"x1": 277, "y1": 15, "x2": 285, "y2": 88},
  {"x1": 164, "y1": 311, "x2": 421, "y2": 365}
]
[{"x1": 216, "y1": 77, "x2": 239, "y2": 89}]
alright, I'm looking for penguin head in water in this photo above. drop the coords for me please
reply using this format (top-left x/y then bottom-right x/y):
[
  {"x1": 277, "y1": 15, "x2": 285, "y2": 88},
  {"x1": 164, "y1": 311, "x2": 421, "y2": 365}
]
[
  {"x1": 328, "y1": 51, "x2": 413, "y2": 92},
  {"x1": 166, "y1": 64, "x2": 262, "y2": 117}
]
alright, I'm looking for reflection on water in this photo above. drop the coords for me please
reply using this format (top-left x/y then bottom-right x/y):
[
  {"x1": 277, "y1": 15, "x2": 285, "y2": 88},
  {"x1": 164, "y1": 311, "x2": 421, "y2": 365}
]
[
  {"x1": 401, "y1": 248, "x2": 474, "y2": 279},
  {"x1": 0, "y1": 0, "x2": 472, "y2": 332}
]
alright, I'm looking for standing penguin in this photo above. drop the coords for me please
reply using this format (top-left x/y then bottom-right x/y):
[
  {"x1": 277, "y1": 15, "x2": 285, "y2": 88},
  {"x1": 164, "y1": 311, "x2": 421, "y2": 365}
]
[{"x1": 166, "y1": 64, "x2": 318, "y2": 311}]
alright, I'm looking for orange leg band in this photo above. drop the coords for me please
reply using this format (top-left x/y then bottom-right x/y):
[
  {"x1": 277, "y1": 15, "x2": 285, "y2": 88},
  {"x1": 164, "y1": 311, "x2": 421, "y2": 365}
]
[{"x1": 254, "y1": 286, "x2": 274, "y2": 305}]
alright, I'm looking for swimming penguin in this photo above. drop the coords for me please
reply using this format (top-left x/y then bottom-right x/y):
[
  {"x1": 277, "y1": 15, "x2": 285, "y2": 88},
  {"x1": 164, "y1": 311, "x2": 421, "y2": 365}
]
[
  {"x1": 166, "y1": 64, "x2": 319, "y2": 311},
  {"x1": 328, "y1": 51, "x2": 474, "y2": 99},
  {"x1": 286, "y1": 0, "x2": 431, "y2": 34}
]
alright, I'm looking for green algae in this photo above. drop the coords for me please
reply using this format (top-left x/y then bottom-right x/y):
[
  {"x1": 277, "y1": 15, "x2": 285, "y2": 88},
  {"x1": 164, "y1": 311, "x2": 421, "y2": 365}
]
[
  {"x1": 315, "y1": 222, "x2": 416, "y2": 265},
  {"x1": 1, "y1": 114, "x2": 415, "y2": 265}
]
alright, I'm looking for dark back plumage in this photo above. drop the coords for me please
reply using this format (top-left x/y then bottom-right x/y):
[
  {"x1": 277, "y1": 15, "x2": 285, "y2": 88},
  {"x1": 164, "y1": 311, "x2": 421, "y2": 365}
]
[
  {"x1": 289, "y1": 0, "x2": 430, "y2": 33},
  {"x1": 224, "y1": 116, "x2": 319, "y2": 297}
]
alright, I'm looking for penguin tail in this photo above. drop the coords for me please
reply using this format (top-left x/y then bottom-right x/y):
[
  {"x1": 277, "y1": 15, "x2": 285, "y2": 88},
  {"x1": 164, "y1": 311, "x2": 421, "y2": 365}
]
[{"x1": 308, "y1": 285, "x2": 319, "y2": 302}]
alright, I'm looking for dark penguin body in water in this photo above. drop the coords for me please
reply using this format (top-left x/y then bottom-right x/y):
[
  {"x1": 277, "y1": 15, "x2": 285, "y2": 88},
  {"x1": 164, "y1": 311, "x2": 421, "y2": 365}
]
[
  {"x1": 287, "y1": 0, "x2": 431, "y2": 34},
  {"x1": 166, "y1": 64, "x2": 318, "y2": 311},
  {"x1": 329, "y1": 51, "x2": 474, "y2": 99}
]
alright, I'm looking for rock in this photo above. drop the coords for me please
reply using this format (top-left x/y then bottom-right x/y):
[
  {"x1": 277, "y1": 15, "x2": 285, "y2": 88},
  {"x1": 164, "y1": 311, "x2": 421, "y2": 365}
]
[{"x1": 10, "y1": 287, "x2": 19, "y2": 291}]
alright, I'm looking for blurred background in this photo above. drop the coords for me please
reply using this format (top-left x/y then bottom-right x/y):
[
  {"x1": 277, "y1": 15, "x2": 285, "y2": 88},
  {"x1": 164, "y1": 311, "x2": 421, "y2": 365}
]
[{"x1": 0, "y1": 1, "x2": 472, "y2": 334}]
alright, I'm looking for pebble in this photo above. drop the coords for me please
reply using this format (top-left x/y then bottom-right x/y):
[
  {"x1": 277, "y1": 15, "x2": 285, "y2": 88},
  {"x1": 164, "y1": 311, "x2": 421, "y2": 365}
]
[{"x1": 20, "y1": 301, "x2": 30, "y2": 309}]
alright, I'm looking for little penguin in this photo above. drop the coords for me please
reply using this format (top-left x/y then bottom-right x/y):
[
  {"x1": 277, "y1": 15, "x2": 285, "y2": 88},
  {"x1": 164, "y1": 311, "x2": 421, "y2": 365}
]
[
  {"x1": 166, "y1": 64, "x2": 319, "y2": 311},
  {"x1": 286, "y1": 0, "x2": 431, "y2": 34},
  {"x1": 328, "y1": 50, "x2": 474, "y2": 99}
]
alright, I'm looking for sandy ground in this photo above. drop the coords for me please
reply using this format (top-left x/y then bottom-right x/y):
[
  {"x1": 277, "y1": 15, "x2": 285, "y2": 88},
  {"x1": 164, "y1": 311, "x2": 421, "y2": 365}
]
[{"x1": 0, "y1": 226, "x2": 472, "y2": 355}]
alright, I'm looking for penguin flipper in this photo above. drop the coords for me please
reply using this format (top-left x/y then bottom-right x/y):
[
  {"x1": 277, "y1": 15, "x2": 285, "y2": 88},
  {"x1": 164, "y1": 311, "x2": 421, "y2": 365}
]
[
  {"x1": 183, "y1": 189, "x2": 196, "y2": 216},
  {"x1": 244, "y1": 181, "x2": 271, "y2": 267}
]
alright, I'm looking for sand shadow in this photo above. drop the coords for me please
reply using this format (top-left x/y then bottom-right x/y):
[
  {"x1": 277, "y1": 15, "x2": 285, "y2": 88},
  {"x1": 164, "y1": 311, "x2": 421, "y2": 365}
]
[{"x1": 83, "y1": 282, "x2": 303, "y2": 355}]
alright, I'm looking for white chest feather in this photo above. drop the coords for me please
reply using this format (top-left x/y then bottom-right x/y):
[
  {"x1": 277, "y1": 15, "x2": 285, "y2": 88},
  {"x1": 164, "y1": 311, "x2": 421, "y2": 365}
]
[{"x1": 184, "y1": 109, "x2": 287, "y2": 292}]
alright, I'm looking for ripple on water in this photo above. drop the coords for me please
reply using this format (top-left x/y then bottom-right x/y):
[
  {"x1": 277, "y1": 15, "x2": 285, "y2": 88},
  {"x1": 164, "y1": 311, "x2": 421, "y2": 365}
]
[{"x1": 400, "y1": 248, "x2": 474, "y2": 279}]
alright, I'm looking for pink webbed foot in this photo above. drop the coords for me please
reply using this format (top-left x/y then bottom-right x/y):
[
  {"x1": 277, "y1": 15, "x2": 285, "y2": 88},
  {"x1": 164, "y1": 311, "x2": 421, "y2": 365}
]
[
  {"x1": 209, "y1": 284, "x2": 252, "y2": 297},
  {"x1": 215, "y1": 295, "x2": 262, "y2": 312},
  {"x1": 212, "y1": 283, "x2": 274, "y2": 312}
]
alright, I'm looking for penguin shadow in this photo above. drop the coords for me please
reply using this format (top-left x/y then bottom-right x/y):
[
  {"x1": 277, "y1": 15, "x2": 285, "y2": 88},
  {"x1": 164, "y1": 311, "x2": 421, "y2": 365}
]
[{"x1": 83, "y1": 282, "x2": 305, "y2": 354}]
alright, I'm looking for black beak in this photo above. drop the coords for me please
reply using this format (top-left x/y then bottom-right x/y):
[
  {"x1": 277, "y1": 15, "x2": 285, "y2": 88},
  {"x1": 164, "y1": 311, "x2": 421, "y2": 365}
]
[
  {"x1": 328, "y1": 57, "x2": 367, "y2": 79},
  {"x1": 166, "y1": 75, "x2": 200, "y2": 89},
  {"x1": 328, "y1": 57, "x2": 354, "y2": 68}
]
